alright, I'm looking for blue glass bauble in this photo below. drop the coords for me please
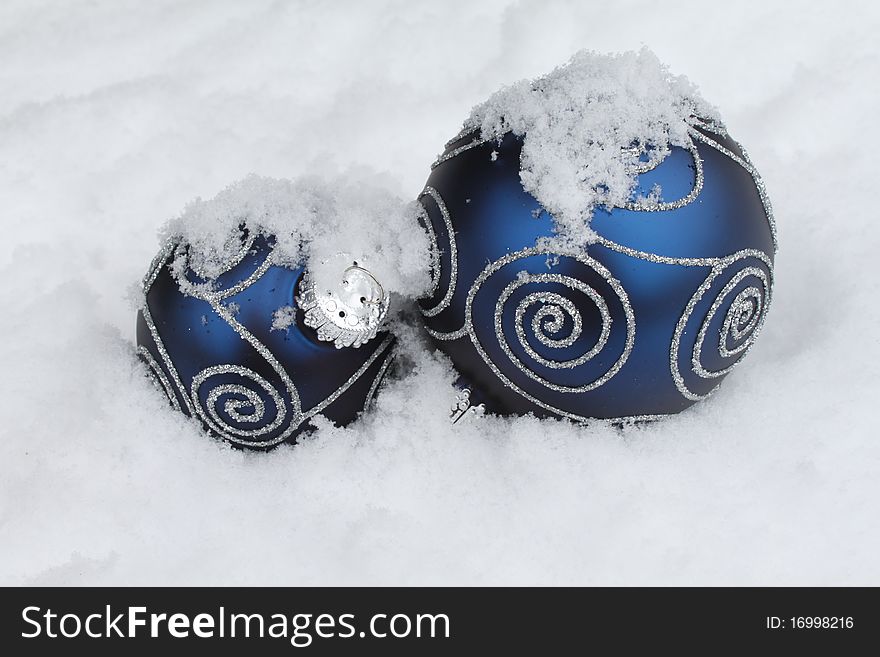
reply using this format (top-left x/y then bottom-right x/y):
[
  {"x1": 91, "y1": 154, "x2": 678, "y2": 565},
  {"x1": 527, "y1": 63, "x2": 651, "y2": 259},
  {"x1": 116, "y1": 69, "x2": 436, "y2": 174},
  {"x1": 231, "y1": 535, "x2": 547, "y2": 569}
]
[
  {"x1": 418, "y1": 122, "x2": 776, "y2": 421},
  {"x1": 136, "y1": 234, "x2": 395, "y2": 449}
]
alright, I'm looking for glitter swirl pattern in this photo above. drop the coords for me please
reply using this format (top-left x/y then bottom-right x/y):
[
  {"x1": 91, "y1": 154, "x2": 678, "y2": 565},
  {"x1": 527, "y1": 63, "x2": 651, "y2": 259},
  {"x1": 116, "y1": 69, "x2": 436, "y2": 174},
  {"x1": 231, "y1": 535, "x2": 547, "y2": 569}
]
[
  {"x1": 190, "y1": 365, "x2": 290, "y2": 444},
  {"x1": 417, "y1": 186, "x2": 458, "y2": 320},
  {"x1": 466, "y1": 246, "x2": 635, "y2": 412},
  {"x1": 501, "y1": 276, "x2": 617, "y2": 383},
  {"x1": 622, "y1": 135, "x2": 704, "y2": 212},
  {"x1": 670, "y1": 253, "x2": 773, "y2": 401}
]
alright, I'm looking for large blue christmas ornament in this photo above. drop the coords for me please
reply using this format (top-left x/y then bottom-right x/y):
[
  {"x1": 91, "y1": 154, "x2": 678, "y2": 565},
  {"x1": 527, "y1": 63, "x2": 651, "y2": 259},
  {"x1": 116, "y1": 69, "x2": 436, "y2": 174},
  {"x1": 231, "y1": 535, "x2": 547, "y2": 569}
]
[
  {"x1": 419, "y1": 120, "x2": 776, "y2": 421},
  {"x1": 137, "y1": 232, "x2": 395, "y2": 448}
]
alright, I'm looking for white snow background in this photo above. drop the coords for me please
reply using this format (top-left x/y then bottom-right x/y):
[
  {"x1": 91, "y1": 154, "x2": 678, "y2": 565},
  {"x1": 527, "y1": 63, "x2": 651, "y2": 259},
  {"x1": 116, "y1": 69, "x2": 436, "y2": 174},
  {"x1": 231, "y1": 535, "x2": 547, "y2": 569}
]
[{"x1": 1, "y1": 0, "x2": 878, "y2": 585}]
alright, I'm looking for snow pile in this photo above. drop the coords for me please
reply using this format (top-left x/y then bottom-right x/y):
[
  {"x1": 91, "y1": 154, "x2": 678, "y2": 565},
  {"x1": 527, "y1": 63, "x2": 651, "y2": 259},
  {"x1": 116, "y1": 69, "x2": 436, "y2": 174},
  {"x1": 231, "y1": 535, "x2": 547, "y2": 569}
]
[
  {"x1": 467, "y1": 48, "x2": 716, "y2": 248},
  {"x1": 163, "y1": 175, "x2": 433, "y2": 302},
  {"x1": 1, "y1": 0, "x2": 879, "y2": 586}
]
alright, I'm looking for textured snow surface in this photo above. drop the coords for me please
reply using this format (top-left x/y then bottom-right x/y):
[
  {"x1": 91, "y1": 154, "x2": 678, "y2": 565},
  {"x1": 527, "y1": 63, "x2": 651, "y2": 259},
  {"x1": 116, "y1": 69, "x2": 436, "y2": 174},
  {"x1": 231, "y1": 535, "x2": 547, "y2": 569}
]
[{"x1": 2, "y1": 0, "x2": 879, "y2": 585}]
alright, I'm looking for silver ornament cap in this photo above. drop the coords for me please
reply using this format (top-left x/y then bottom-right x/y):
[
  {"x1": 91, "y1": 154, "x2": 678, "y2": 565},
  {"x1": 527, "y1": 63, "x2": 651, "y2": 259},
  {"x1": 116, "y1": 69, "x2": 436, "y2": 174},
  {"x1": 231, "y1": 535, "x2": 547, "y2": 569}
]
[{"x1": 298, "y1": 262, "x2": 389, "y2": 349}]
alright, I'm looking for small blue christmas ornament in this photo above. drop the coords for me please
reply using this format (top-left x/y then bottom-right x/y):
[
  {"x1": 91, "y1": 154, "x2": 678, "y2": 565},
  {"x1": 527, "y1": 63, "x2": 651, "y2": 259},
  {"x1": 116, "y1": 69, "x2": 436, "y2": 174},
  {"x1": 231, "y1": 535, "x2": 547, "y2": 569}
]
[
  {"x1": 137, "y1": 231, "x2": 395, "y2": 449},
  {"x1": 418, "y1": 117, "x2": 776, "y2": 422}
]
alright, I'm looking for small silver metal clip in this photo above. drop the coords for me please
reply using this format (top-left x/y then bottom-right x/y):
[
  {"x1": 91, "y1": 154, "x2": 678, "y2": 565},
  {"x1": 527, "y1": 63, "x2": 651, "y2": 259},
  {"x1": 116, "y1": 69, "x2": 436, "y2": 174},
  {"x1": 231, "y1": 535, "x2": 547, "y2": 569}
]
[{"x1": 450, "y1": 388, "x2": 486, "y2": 425}]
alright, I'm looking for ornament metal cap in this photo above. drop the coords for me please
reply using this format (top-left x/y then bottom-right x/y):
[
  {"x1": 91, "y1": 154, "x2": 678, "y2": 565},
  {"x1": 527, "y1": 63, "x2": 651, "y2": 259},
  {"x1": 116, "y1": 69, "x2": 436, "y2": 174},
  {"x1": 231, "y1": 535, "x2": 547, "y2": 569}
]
[
  {"x1": 298, "y1": 262, "x2": 389, "y2": 349},
  {"x1": 450, "y1": 387, "x2": 486, "y2": 425}
]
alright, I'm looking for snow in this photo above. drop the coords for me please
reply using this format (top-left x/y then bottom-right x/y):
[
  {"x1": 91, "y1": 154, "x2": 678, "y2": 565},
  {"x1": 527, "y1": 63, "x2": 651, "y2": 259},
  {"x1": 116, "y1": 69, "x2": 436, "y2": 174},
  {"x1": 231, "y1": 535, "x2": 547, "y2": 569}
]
[
  {"x1": 2, "y1": 0, "x2": 879, "y2": 585},
  {"x1": 467, "y1": 48, "x2": 716, "y2": 248},
  {"x1": 163, "y1": 174, "x2": 432, "y2": 301}
]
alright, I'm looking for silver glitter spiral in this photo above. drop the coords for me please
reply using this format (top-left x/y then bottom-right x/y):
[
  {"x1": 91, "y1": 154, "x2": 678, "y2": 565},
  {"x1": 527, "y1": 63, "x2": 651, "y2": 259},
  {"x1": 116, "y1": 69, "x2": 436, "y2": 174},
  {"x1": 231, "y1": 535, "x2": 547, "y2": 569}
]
[
  {"x1": 526, "y1": 293, "x2": 585, "y2": 350},
  {"x1": 671, "y1": 255, "x2": 772, "y2": 401},
  {"x1": 622, "y1": 136, "x2": 704, "y2": 213},
  {"x1": 467, "y1": 247, "x2": 635, "y2": 402},
  {"x1": 174, "y1": 230, "x2": 275, "y2": 303},
  {"x1": 418, "y1": 186, "x2": 458, "y2": 320},
  {"x1": 503, "y1": 277, "x2": 612, "y2": 379},
  {"x1": 190, "y1": 365, "x2": 290, "y2": 447},
  {"x1": 719, "y1": 287, "x2": 762, "y2": 357}
]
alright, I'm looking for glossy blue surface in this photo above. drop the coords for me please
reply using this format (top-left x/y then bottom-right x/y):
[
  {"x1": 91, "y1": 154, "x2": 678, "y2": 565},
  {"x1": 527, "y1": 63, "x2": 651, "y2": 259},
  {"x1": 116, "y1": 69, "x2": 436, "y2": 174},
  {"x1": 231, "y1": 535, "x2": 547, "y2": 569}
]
[
  {"x1": 419, "y1": 128, "x2": 775, "y2": 420},
  {"x1": 137, "y1": 236, "x2": 394, "y2": 448}
]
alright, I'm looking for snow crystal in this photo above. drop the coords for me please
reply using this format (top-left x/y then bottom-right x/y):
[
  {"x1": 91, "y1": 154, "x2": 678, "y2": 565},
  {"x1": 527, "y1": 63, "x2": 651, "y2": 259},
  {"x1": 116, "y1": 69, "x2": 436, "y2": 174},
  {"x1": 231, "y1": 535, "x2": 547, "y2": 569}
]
[
  {"x1": 271, "y1": 305, "x2": 297, "y2": 331},
  {"x1": 162, "y1": 175, "x2": 434, "y2": 305},
  {"x1": 466, "y1": 48, "x2": 717, "y2": 250}
]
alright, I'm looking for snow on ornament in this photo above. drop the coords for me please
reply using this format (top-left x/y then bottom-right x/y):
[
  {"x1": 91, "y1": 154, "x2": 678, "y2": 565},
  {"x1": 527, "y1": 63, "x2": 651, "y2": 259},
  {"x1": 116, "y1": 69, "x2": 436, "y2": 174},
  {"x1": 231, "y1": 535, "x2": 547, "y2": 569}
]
[
  {"x1": 417, "y1": 49, "x2": 776, "y2": 421},
  {"x1": 134, "y1": 176, "x2": 432, "y2": 449}
]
